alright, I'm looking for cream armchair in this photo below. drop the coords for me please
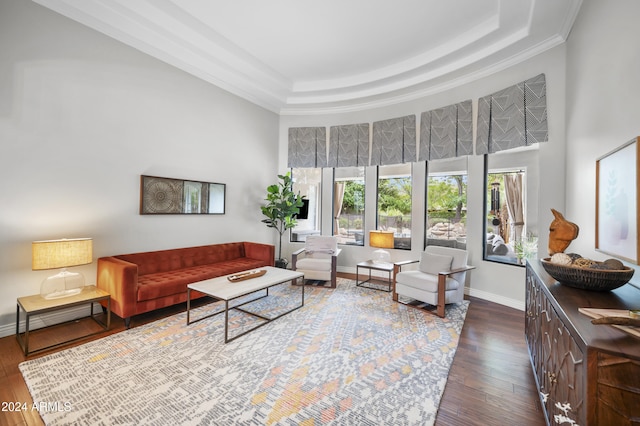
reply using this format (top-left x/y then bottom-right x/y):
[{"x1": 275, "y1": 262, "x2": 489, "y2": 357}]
[
  {"x1": 292, "y1": 235, "x2": 342, "y2": 288},
  {"x1": 393, "y1": 245, "x2": 474, "y2": 317}
]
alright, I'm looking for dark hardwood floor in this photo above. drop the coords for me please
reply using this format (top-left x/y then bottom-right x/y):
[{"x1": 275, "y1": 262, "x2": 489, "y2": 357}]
[{"x1": 0, "y1": 275, "x2": 545, "y2": 426}]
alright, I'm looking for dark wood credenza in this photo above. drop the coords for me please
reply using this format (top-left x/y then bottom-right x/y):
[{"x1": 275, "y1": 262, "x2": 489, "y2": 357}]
[{"x1": 525, "y1": 260, "x2": 640, "y2": 425}]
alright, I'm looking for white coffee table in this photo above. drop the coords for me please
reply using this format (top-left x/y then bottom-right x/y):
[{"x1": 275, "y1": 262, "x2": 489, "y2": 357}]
[{"x1": 186, "y1": 266, "x2": 304, "y2": 343}]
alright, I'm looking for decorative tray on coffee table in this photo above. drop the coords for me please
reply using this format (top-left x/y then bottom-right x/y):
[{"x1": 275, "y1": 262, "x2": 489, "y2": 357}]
[{"x1": 227, "y1": 269, "x2": 267, "y2": 282}]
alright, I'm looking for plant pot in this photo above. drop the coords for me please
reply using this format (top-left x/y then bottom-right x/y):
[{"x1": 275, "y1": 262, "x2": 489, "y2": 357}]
[{"x1": 275, "y1": 258, "x2": 288, "y2": 269}]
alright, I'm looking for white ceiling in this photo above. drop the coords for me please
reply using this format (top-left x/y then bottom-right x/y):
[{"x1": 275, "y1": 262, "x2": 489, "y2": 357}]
[{"x1": 33, "y1": 0, "x2": 582, "y2": 114}]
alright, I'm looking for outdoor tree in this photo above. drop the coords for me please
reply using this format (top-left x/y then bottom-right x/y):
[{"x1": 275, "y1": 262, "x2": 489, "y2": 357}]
[
  {"x1": 378, "y1": 177, "x2": 411, "y2": 214},
  {"x1": 428, "y1": 175, "x2": 466, "y2": 221}
]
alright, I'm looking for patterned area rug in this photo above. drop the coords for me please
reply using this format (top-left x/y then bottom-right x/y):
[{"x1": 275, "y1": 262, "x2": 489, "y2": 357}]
[{"x1": 20, "y1": 279, "x2": 469, "y2": 425}]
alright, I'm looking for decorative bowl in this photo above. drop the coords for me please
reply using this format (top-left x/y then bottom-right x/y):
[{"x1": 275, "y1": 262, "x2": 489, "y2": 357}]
[{"x1": 540, "y1": 258, "x2": 634, "y2": 291}]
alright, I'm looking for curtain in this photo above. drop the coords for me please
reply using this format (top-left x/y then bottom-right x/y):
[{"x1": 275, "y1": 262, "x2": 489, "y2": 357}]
[
  {"x1": 371, "y1": 115, "x2": 416, "y2": 165},
  {"x1": 288, "y1": 127, "x2": 327, "y2": 168},
  {"x1": 476, "y1": 74, "x2": 548, "y2": 154},
  {"x1": 328, "y1": 124, "x2": 369, "y2": 167},
  {"x1": 504, "y1": 173, "x2": 524, "y2": 243},
  {"x1": 419, "y1": 100, "x2": 472, "y2": 161},
  {"x1": 333, "y1": 182, "x2": 345, "y2": 235}
]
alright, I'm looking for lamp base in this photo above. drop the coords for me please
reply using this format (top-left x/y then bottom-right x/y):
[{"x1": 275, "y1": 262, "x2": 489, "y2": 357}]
[
  {"x1": 42, "y1": 288, "x2": 83, "y2": 300},
  {"x1": 40, "y1": 269, "x2": 85, "y2": 300},
  {"x1": 372, "y1": 249, "x2": 391, "y2": 264}
]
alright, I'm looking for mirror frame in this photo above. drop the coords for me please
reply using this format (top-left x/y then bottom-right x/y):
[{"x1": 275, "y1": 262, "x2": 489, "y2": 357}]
[{"x1": 140, "y1": 175, "x2": 226, "y2": 215}]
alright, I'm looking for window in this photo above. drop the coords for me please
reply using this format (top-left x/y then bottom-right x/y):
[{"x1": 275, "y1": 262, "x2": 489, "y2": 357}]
[
  {"x1": 290, "y1": 168, "x2": 322, "y2": 243},
  {"x1": 484, "y1": 148, "x2": 539, "y2": 265},
  {"x1": 377, "y1": 163, "x2": 412, "y2": 249},
  {"x1": 333, "y1": 167, "x2": 365, "y2": 245},
  {"x1": 427, "y1": 157, "x2": 467, "y2": 250}
]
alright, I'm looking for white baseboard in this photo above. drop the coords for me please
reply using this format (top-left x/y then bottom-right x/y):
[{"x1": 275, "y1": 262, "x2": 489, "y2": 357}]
[
  {"x1": 0, "y1": 304, "x2": 99, "y2": 339},
  {"x1": 465, "y1": 287, "x2": 525, "y2": 311},
  {"x1": 339, "y1": 265, "x2": 525, "y2": 312}
]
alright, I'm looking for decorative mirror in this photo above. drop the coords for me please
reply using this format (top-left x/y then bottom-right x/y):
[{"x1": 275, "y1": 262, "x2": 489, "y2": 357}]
[{"x1": 140, "y1": 175, "x2": 225, "y2": 214}]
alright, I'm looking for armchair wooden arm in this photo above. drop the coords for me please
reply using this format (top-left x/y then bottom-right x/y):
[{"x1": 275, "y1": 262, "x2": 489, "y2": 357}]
[
  {"x1": 291, "y1": 247, "x2": 342, "y2": 288},
  {"x1": 434, "y1": 265, "x2": 475, "y2": 317},
  {"x1": 392, "y1": 260, "x2": 419, "y2": 302},
  {"x1": 392, "y1": 260, "x2": 475, "y2": 318}
]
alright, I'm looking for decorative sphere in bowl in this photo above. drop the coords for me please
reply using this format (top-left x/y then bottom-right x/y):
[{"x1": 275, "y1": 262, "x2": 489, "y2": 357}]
[{"x1": 540, "y1": 258, "x2": 634, "y2": 291}]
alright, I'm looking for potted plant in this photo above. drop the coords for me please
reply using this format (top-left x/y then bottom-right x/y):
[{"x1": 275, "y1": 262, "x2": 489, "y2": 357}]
[{"x1": 261, "y1": 172, "x2": 304, "y2": 268}]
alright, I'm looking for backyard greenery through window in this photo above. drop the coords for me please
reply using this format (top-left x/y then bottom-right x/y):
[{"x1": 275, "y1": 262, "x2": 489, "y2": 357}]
[
  {"x1": 427, "y1": 173, "x2": 467, "y2": 249},
  {"x1": 377, "y1": 164, "x2": 412, "y2": 250},
  {"x1": 334, "y1": 167, "x2": 365, "y2": 245}
]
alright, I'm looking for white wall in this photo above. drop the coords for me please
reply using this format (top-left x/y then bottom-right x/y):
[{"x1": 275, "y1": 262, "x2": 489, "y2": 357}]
[
  {"x1": 0, "y1": 0, "x2": 279, "y2": 335},
  {"x1": 279, "y1": 47, "x2": 567, "y2": 311},
  {"x1": 564, "y1": 0, "x2": 640, "y2": 279}
]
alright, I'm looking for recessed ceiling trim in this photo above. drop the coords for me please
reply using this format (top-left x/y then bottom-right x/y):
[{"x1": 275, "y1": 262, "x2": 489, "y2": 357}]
[
  {"x1": 291, "y1": 15, "x2": 501, "y2": 94},
  {"x1": 32, "y1": 0, "x2": 583, "y2": 115}
]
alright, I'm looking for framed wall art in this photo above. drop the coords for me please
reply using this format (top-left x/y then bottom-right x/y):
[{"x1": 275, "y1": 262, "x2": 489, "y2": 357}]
[
  {"x1": 595, "y1": 137, "x2": 639, "y2": 264},
  {"x1": 140, "y1": 175, "x2": 226, "y2": 215}
]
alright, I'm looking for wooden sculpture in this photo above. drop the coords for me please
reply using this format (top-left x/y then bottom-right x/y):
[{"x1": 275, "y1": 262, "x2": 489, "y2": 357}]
[{"x1": 548, "y1": 209, "x2": 579, "y2": 255}]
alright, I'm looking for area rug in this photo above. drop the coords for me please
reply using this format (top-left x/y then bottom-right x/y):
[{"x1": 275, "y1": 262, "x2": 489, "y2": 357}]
[{"x1": 20, "y1": 278, "x2": 469, "y2": 426}]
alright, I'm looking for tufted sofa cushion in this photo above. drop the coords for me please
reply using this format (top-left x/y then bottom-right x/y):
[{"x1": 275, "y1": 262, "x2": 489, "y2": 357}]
[{"x1": 97, "y1": 241, "x2": 274, "y2": 323}]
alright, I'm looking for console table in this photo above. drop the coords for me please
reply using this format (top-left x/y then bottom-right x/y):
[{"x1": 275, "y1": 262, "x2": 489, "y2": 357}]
[{"x1": 525, "y1": 260, "x2": 640, "y2": 425}]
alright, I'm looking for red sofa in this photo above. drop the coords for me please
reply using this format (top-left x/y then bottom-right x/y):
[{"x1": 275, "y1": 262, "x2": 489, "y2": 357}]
[{"x1": 97, "y1": 242, "x2": 274, "y2": 327}]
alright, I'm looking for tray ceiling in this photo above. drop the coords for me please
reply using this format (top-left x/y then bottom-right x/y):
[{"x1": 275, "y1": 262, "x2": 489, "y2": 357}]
[{"x1": 33, "y1": 0, "x2": 582, "y2": 114}]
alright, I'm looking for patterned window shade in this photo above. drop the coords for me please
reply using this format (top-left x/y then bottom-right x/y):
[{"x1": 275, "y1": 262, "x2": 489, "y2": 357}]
[
  {"x1": 371, "y1": 115, "x2": 416, "y2": 166},
  {"x1": 476, "y1": 74, "x2": 548, "y2": 155},
  {"x1": 328, "y1": 123, "x2": 369, "y2": 168},
  {"x1": 419, "y1": 100, "x2": 472, "y2": 161},
  {"x1": 287, "y1": 127, "x2": 327, "y2": 168}
]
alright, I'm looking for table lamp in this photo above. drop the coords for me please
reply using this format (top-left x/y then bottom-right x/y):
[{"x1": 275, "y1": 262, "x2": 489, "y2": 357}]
[
  {"x1": 32, "y1": 238, "x2": 93, "y2": 299},
  {"x1": 369, "y1": 230, "x2": 394, "y2": 263}
]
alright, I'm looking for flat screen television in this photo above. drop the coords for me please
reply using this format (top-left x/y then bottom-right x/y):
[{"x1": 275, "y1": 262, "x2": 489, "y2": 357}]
[{"x1": 295, "y1": 198, "x2": 309, "y2": 220}]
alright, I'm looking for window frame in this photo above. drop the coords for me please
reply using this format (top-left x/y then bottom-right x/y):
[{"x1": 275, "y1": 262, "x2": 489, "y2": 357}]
[
  {"x1": 482, "y1": 148, "x2": 539, "y2": 266},
  {"x1": 376, "y1": 163, "x2": 413, "y2": 250},
  {"x1": 426, "y1": 161, "x2": 468, "y2": 251},
  {"x1": 333, "y1": 166, "x2": 366, "y2": 246},
  {"x1": 290, "y1": 167, "x2": 323, "y2": 243}
]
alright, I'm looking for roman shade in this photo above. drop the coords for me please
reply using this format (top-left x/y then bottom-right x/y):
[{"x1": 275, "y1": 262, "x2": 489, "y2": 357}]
[
  {"x1": 328, "y1": 123, "x2": 369, "y2": 167},
  {"x1": 288, "y1": 127, "x2": 327, "y2": 168},
  {"x1": 371, "y1": 115, "x2": 416, "y2": 166},
  {"x1": 476, "y1": 74, "x2": 548, "y2": 154},
  {"x1": 419, "y1": 100, "x2": 472, "y2": 161}
]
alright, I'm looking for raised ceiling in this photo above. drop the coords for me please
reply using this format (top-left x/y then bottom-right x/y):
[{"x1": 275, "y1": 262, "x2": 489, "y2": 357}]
[{"x1": 33, "y1": 0, "x2": 582, "y2": 114}]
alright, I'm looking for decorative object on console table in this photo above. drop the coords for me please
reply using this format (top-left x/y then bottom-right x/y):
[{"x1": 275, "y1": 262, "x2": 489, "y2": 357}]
[
  {"x1": 260, "y1": 172, "x2": 304, "y2": 268},
  {"x1": 369, "y1": 230, "x2": 394, "y2": 263},
  {"x1": 544, "y1": 208, "x2": 634, "y2": 290},
  {"x1": 548, "y1": 208, "x2": 579, "y2": 255},
  {"x1": 32, "y1": 238, "x2": 92, "y2": 299},
  {"x1": 596, "y1": 136, "x2": 639, "y2": 264},
  {"x1": 540, "y1": 257, "x2": 634, "y2": 291}
]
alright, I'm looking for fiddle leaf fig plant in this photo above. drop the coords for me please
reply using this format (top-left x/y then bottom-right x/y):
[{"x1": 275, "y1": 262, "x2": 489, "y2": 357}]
[{"x1": 261, "y1": 172, "x2": 303, "y2": 266}]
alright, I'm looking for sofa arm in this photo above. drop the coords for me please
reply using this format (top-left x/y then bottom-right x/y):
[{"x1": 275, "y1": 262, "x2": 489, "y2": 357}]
[
  {"x1": 243, "y1": 242, "x2": 275, "y2": 266},
  {"x1": 97, "y1": 257, "x2": 139, "y2": 320}
]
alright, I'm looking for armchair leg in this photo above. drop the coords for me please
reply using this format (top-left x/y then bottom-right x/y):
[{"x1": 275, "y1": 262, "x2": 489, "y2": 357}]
[
  {"x1": 330, "y1": 255, "x2": 337, "y2": 288},
  {"x1": 436, "y1": 273, "x2": 446, "y2": 318},
  {"x1": 392, "y1": 264, "x2": 400, "y2": 302}
]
